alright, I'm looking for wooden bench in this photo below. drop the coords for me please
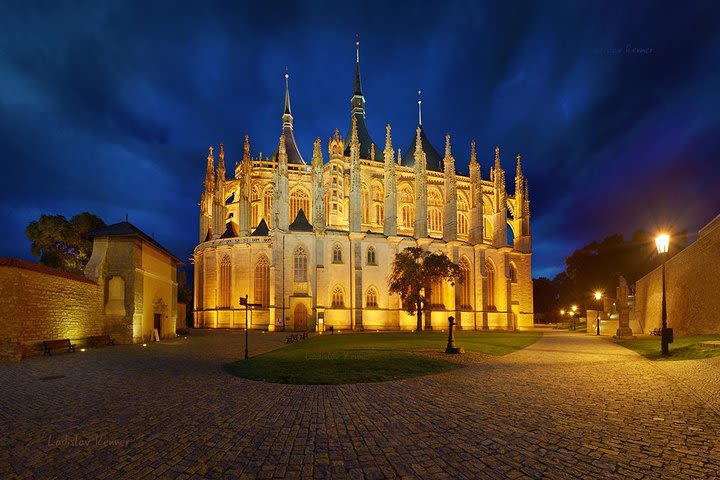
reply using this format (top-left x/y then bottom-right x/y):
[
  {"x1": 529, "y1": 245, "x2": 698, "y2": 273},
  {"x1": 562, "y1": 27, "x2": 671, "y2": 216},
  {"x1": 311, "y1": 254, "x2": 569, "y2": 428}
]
[
  {"x1": 88, "y1": 335, "x2": 115, "y2": 347},
  {"x1": 650, "y1": 328, "x2": 661, "y2": 336},
  {"x1": 42, "y1": 339, "x2": 77, "y2": 356}
]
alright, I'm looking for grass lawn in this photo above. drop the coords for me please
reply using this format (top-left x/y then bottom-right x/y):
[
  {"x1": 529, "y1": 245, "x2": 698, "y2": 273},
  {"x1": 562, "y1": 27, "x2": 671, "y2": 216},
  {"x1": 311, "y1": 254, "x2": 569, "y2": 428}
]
[
  {"x1": 616, "y1": 335, "x2": 720, "y2": 361},
  {"x1": 224, "y1": 331, "x2": 542, "y2": 385}
]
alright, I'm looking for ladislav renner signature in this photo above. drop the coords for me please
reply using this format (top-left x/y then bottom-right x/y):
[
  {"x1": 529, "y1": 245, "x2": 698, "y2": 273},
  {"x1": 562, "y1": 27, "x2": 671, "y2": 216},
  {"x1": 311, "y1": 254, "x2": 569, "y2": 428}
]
[{"x1": 47, "y1": 434, "x2": 130, "y2": 448}]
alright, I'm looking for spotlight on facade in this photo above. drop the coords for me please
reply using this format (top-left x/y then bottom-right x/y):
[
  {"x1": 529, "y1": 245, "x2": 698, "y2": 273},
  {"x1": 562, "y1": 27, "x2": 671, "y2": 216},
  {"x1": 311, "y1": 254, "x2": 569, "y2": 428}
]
[
  {"x1": 142, "y1": 343, "x2": 147, "y2": 347},
  {"x1": 80, "y1": 348, "x2": 86, "y2": 352}
]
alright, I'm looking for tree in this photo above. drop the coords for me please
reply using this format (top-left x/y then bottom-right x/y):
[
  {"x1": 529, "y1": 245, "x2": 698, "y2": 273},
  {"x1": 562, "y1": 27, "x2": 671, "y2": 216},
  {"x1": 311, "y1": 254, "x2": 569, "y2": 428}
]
[
  {"x1": 25, "y1": 212, "x2": 105, "y2": 274},
  {"x1": 388, "y1": 247, "x2": 462, "y2": 331}
]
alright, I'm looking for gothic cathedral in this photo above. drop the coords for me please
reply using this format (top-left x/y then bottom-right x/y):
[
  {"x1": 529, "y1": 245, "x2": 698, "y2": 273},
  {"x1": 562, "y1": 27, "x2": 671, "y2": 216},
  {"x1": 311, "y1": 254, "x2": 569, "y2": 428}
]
[{"x1": 193, "y1": 43, "x2": 533, "y2": 332}]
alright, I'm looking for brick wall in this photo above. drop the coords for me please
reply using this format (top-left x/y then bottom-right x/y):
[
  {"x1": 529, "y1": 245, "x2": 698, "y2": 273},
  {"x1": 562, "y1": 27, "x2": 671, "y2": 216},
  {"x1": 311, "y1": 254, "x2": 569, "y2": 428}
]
[
  {"x1": 632, "y1": 215, "x2": 720, "y2": 336},
  {"x1": 0, "y1": 258, "x2": 103, "y2": 360}
]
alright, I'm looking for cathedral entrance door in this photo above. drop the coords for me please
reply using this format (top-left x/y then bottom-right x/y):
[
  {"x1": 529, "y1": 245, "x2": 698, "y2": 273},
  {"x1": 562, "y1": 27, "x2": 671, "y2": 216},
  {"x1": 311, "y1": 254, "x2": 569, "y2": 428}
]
[{"x1": 294, "y1": 303, "x2": 308, "y2": 331}]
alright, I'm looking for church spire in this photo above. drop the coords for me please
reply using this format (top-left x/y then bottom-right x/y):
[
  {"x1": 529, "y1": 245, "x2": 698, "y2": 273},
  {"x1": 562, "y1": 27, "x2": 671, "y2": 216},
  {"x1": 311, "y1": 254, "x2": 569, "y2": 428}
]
[
  {"x1": 354, "y1": 36, "x2": 363, "y2": 96},
  {"x1": 217, "y1": 143, "x2": 226, "y2": 182},
  {"x1": 516, "y1": 153, "x2": 523, "y2": 179},
  {"x1": 282, "y1": 70, "x2": 293, "y2": 128},
  {"x1": 418, "y1": 90, "x2": 422, "y2": 126},
  {"x1": 243, "y1": 134, "x2": 251, "y2": 163},
  {"x1": 494, "y1": 146, "x2": 501, "y2": 170},
  {"x1": 205, "y1": 146, "x2": 215, "y2": 192}
]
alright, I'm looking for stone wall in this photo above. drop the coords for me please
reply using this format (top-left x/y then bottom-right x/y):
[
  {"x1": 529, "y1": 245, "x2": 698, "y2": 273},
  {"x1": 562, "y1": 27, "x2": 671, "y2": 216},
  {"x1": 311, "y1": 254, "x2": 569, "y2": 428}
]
[
  {"x1": 632, "y1": 214, "x2": 720, "y2": 336},
  {"x1": 0, "y1": 258, "x2": 103, "y2": 360}
]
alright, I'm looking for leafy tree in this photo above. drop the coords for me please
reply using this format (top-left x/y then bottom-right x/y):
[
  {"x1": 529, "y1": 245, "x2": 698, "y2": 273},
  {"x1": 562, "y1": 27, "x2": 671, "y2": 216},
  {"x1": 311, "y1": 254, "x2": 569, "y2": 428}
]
[
  {"x1": 388, "y1": 247, "x2": 462, "y2": 331},
  {"x1": 25, "y1": 212, "x2": 105, "y2": 274}
]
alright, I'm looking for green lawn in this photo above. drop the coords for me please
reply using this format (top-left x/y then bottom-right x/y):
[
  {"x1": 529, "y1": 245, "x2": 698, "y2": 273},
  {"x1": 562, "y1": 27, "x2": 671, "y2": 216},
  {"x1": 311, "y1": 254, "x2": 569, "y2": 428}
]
[
  {"x1": 224, "y1": 331, "x2": 542, "y2": 385},
  {"x1": 616, "y1": 335, "x2": 720, "y2": 361}
]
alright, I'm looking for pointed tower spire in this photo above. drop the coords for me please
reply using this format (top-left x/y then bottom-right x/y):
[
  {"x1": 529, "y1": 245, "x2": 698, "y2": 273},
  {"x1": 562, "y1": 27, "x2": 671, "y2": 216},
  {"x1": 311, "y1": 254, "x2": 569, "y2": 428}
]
[
  {"x1": 217, "y1": 143, "x2": 226, "y2": 182},
  {"x1": 469, "y1": 139, "x2": 482, "y2": 244},
  {"x1": 350, "y1": 115, "x2": 359, "y2": 146},
  {"x1": 282, "y1": 70, "x2": 293, "y2": 128},
  {"x1": 444, "y1": 133, "x2": 452, "y2": 159},
  {"x1": 516, "y1": 153, "x2": 523, "y2": 178},
  {"x1": 413, "y1": 126, "x2": 428, "y2": 238},
  {"x1": 384, "y1": 124, "x2": 397, "y2": 236},
  {"x1": 418, "y1": 90, "x2": 422, "y2": 126},
  {"x1": 354, "y1": 36, "x2": 363, "y2": 96},
  {"x1": 443, "y1": 133, "x2": 457, "y2": 242},
  {"x1": 205, "y1": 146, "x2": 215, "y2": 192},
  {"x1": 349, "y1": 115, "x2": 361, "y2": 233},
  {"x1": 494, "y1": 146, "x2": 501, "y2": 170},
  {"x1": 243, "y1": 134, "x2": 251, "y2": 163}
]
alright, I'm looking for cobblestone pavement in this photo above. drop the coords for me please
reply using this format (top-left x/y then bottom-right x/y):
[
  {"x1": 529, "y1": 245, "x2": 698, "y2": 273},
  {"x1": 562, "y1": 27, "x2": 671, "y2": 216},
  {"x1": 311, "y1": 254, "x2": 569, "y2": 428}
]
[{"x1": 1, "y1": 330, "x2": 719, "y2": 479}]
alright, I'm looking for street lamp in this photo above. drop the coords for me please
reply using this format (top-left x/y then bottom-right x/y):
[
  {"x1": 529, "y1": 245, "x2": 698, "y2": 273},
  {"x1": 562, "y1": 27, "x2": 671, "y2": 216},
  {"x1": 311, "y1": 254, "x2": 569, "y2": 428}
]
[
  {"x1": 571, "y1": 305, "x2": 578, "y2": 331},
  {"x1": 655, "y1": 233, "x2": 671, "y2": 355},
  {"x1": 594, "y1": 291, "x2": 602, "y2": 336}
]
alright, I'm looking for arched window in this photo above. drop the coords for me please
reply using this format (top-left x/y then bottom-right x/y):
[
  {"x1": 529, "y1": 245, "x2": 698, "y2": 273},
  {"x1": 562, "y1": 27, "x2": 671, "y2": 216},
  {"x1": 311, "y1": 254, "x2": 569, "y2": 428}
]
[
  {"x1": 428, "y1": 209, "x2": 443, "y2": 233},
  {"x1": 459, "y1": 258, "x2": 472, "y2": 309},
  {"x1": 429, "y1": 278, "x2": 443, "y2": 307},
  {"x1": 251, "y1": 186, "x2": 260, "y2": 228},
  {"x1": 332, "y1": 244, "x2": 343, "y2": 264},
  {"x1": 331, "y1": 286, "x2": 344, "y2": 308},
  {"x1": 367, "y1": 246, "x2": 376, "y2": 265},
  {"x1": 263, "y1": 186, "x2": 273, "y2": 227},
  {"x1": 290, "y1": 188, "x2": 310, "y2": 223},
  {"x1": 294, "y1": 247, "x2": 307, "y2": 282},
  {"x1": 366, "y1": 287, "x2": 378, "y2": 308},
  {"x1": 361, "y1": 184, "x2": 370, "y2": 224},
  {"x1": 219, "y1": 255, "x2": 231, "y2": 308},
  {"x1": 458, "y1": 213, "x2": 469, "y2": 236},
  {"x1": 401, "y1": 205, "x2": 414, "y2": 229},
  {"x1": 509, "y1": 262, "x2": 518, "y2": 284},
  {"x1": 428, "y1": 190, "x2": 443, "y2": 233},
  {"x1": 254, "y1": 255, "x2": 270, "y2": 307},
  {"x1": 374, "y1": 204, "x2": 384, "y2": 225},
  {"x1": 485, "y1": 260, "x2": 495, "y2": 309}
]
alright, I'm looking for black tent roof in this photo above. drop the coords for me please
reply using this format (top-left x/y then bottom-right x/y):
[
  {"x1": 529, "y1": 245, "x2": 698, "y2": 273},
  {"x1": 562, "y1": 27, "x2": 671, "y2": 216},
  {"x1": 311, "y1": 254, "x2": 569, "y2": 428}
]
[
  {"x1": 251, "y1": 218, "x2": 270, "y2": 236},
  {"x1": 289, "y1": 209, "x2": 313, "y2": 232},
  {"x1": 401, "y1": 125, "x2": 444, "y2": 172}
]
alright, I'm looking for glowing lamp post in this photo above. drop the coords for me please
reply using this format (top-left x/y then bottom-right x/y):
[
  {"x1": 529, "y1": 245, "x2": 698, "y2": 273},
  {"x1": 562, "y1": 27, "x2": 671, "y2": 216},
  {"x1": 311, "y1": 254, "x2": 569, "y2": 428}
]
[
  {"x1": 594, "y1": 291, "x2": 602, "y2": 336},
  {"x1": 655, "y1": 233, "x2": 671, "y2": 355},
  {"x1": 571, "y1": 305, "x2": 578, "y2": 331}
]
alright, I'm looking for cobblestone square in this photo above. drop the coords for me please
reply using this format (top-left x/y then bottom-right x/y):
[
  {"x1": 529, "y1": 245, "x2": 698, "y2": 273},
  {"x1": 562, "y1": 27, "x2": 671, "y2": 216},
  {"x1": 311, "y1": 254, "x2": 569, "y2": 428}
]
[{"x1": 1, "y1": 330, "x2": 719, "y2": 479}]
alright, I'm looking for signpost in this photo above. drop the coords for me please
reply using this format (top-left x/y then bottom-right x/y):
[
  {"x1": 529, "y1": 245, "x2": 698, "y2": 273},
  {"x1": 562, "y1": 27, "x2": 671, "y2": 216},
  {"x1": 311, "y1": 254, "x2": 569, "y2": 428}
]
[{"x1": 240, "y1": 295, "x2": 262, "y2": 360}]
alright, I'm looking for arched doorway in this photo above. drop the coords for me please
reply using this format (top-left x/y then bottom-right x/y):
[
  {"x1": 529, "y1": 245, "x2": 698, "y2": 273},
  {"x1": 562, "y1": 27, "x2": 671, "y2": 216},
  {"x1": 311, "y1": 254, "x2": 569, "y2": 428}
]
[{"x1": 294, "y1": 303, "x2": 308, "y2": 331}]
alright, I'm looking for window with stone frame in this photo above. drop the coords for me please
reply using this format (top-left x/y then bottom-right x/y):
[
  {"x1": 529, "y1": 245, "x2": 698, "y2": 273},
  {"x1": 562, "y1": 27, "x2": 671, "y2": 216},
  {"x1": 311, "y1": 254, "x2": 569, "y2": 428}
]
[
  {"x1": 331, "y1": 286, "x2": 344, "y2": 308},
  {"x1": 366, "y1": 246, "x2": 377, "y2": 265},
  {"x1": 366, "y1": 287, "x2": 378, "y2": 308},
  {"x1": 254, "y1": 255, "x2": 270, "y2": 307},
  {"x1": 219, "y1": 255, "x2": 231, "y2": 308},
  {"x1": 293, "y1": 247, "x2": 308, "y2": 282},
  {"x1": 332, "y1": 244, "x2": 343, "y2": 264}
]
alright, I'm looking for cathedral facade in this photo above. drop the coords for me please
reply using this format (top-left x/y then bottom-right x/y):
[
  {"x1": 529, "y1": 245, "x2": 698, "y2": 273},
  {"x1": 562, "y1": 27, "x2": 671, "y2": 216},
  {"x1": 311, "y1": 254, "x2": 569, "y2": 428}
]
[{"x1": 193, "y1": 46, "x2": 533, "y2": 331}]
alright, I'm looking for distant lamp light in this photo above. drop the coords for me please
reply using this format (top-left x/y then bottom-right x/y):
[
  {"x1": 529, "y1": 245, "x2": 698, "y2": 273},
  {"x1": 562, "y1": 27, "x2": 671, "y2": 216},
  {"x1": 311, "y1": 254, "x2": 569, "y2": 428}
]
[
  {"x1": 594, "y1": 291, "x2": 602, "y2": 301},
  {"x1": 560, "y1": 309, "x2": 565, "y2": 316},
  {"x1": 80, "y1": 348, "x2": 86, "y2": 352},
  {"x1": 142, "y1": 343, "x2": 147, "y2": 347},
  {"x1": 655, "y1": 233, "x2": 670, "y2": 254},
  {"x1": 571, "y1": 305, "x2": 578, "y2": 312}
]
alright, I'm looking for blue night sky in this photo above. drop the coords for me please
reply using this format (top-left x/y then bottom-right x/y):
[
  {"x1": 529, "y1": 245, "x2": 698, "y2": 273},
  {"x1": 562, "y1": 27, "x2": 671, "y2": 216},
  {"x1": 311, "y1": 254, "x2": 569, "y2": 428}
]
[{"x1": 1, "y1": 0, "x2": 719, "y2": 278}]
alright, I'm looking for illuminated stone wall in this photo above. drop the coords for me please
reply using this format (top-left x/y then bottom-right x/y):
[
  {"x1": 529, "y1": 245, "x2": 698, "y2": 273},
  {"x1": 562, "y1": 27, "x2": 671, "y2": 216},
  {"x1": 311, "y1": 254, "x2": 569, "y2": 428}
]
[
  {"x1": 0, "y1": 259, "x2": 103, "y2": 360},
  {"x1": 632, "y1": 214, "x2": 720, "y2": 336}
]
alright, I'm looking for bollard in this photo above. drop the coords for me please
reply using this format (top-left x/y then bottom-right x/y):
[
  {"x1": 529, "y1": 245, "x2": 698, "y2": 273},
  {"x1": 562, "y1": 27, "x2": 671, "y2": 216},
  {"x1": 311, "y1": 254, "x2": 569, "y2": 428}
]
[{"x1": 445, "y1": 316, "x2": 464, "y2": 354}]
